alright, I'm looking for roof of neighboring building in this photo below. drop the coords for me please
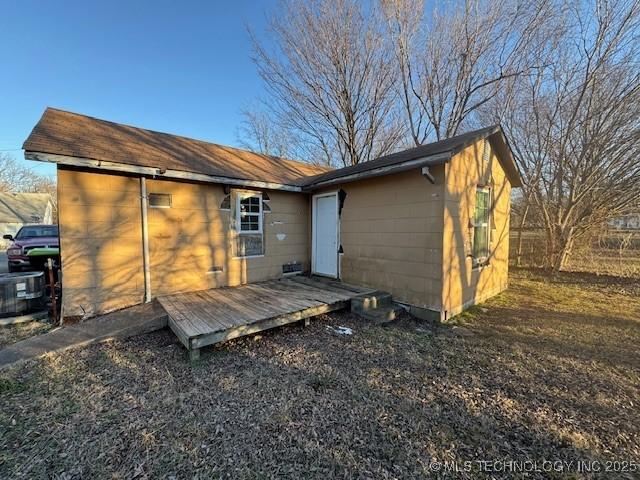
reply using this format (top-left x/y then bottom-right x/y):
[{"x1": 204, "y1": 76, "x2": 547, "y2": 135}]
[
  {"x1": 23, "y1": 108, "x2": 332, "y2": 186},
  {"x1": 0, "y1": 192, "x2": 52, "y2": 224},
  {"x1": 24, "y1": 108, "x2": 521, "y2": 190},
  {"x1": 300, "y1": 125, "x2": 522, "y2": 188}
]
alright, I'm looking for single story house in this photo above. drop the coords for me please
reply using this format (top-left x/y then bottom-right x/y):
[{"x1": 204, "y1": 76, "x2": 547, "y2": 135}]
[
  {"x1": 23, "y1": 108, "x2": 521, "y2": 322},
  {"x1": 0, "y1": 192, "x2": 53, "y2": 247}
]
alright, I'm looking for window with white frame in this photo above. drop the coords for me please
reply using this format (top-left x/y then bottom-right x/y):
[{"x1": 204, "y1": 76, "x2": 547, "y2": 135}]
[
  {"x1": 237, "y1": 193, "x2": 263, "y2": 233},
  {"x1": 235, "y1": 192, "x2": 263, "y2": 257},
  {"x1": 472, "y1": 187, "x2": 491, "y2": 266}
]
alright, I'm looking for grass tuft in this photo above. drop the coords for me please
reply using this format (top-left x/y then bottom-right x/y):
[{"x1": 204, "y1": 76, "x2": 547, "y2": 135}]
[{"x1": 0, "y1": 377, "x2": 26, "y2": 394}]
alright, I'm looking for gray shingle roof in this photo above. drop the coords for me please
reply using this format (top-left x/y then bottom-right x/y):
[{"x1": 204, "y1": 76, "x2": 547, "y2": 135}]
[{"x1": 300, "y1": 125, "x2": 522, "y2": 188}]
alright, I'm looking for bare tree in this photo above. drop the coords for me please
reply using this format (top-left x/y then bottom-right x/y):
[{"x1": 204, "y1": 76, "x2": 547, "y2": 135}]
[
  {"x1": 248, "y1": 0, "x2": 638, "y2": 275},
  {"x1": 497, "y1": 0, "x2": 640, "y2": 271},
  {"x1": 251, "y1": 0, "x2": 404, "y2": 167},
  {"x1": 236, "y1": 107, "x2": 296, "y2": 159},
  {"x1": 383, "y1": 0, "x2": 556, "y2": 143},
  {"x1": 1, "y1": 153, "x2": 38, "y2": 192},
  {"x1": 0, "y1": 153, "x2": 55, "y2": 194},
  {"x1": 0, "y1": 153, "x2": 57, "y2": 219}
]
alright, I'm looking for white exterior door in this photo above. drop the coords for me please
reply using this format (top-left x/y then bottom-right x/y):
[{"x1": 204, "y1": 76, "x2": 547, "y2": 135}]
[{"x1": 312, "y1": 192, "x2": 339, "y2": 278}]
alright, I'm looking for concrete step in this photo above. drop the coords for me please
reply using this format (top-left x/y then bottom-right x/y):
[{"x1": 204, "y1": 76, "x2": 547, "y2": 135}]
[
  {"x1": 356, "y1": 305, "x2": 404, "y2": 324},
  {"x1": 351, "y1": 291, "x2": 393, "y2": 313}
]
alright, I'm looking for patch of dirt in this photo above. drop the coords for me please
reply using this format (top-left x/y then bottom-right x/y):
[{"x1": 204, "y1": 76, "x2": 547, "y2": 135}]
[{"x1": 0, "y1": 270, "x2": 638, "y2": 479}]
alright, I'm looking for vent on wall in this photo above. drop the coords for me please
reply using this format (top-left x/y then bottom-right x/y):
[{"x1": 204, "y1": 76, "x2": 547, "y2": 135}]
[
  {"x1": 282, "y1": 262, "x2": 303, "y2": 274},
  {"x1": 149, "y1": 193, "x2": 172, "y2": 208}
]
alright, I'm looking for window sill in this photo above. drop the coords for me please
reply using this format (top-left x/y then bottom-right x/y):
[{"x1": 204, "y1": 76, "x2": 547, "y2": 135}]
[
  {"x1": 233, "y1": 255, "x2": 265, "y2": 260},
  {"x1": 472, "y1": 261, "x2": 490, "y2": 271}
]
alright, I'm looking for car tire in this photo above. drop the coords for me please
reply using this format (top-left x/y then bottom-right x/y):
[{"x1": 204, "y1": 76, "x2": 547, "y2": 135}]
[{"x1": 8, "y1": 264, "x2": 17, "y2": 273}]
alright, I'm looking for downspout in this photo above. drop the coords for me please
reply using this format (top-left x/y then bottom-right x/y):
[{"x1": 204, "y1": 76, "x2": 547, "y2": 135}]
[{"x1": 140, "y1": 177, "x2": 152, "y2": 303}]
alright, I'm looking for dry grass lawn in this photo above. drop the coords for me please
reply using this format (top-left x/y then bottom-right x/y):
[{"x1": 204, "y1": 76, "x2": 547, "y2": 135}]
[
  {"x1": 1, "y1": 269, "x2": 638, "y2": 479},
  {"x1": 0, "y1": 320, "x2": 52, "y2": 350}
]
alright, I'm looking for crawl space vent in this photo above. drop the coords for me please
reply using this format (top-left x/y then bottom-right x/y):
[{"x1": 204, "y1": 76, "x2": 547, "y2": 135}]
[{"x1": 282, "y1": 262, "x2": 303, "y2": 274}]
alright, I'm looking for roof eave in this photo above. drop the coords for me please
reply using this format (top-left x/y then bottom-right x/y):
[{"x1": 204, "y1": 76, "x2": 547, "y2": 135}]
[
  {"x1": 486, "y1": 130, "x2": 523, "y2": 188},
  {"x1": 25, "y1": 151, "x2": 304, "y2": 192},
  {"x1": 301, "y1": 152, "x2": 452, "y2": 191}
]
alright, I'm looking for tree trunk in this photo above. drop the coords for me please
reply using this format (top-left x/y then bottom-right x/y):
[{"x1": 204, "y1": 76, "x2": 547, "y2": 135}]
[
  {"x1": 515, "y1": 203, "x2": 530, "y2": 267},
  {"x1": 543, "y1": 224, "x2": 556, "y2": 270},
  {"x1": 552, "y1": 229, "x2": 575, "y2": 272}
]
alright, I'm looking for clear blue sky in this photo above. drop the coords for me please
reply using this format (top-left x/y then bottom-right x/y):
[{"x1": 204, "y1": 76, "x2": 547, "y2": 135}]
[{"x1": 0, "y1": 0, "x2": 276, "y2": 177}]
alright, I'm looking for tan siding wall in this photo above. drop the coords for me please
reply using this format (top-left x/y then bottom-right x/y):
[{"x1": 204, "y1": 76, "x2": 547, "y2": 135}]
[
  {"x1": 58, "y1": 148, "x2": 512, "y2": 319},
  {"x1": 145, "y1": 179, "x2": 310, "y2": 296},
  {"x1": 442, "y1": 140, "x2": 512, "y2": 316},
  {"x1": 58, "y1": 169, "x2": 310, "y2": 317},
  {"x1": 327, "y1": 168, "x2": 445, "y2": 309},
  {"x1": 57, "y1": 168, "x2": 145, "y2": 317}
]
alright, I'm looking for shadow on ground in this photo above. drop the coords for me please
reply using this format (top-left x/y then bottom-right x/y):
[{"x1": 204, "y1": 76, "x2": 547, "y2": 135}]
[{"x1": 0, "y1": 269, "x2": 638, "y2": 479}]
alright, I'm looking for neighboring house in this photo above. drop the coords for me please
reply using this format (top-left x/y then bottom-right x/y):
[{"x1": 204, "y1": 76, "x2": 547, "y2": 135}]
[
  {"x1": 23, "y1": 108, "x2": 521, "y2": 321},
  {"x1": 0, "y1": 192, "x2": 53, "y2": 247},
  {"x1": 608, "y1": 214, "x2": 640, "y2": 230}
]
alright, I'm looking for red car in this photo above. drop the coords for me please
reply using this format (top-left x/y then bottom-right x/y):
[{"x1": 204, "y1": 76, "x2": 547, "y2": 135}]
[{"x1": 3, "y1": 224, "x2": 59, "y2": 272}]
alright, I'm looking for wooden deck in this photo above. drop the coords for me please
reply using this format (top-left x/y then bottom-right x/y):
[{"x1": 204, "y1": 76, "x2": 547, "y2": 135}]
[{"x1": 158, "y1": 276, "x2": 374, "y2": 359}]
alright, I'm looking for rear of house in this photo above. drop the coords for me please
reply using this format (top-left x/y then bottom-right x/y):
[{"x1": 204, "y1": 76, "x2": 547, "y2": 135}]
[{"x1": 24, "y1": 108, "x2": 520, "y2": 322}]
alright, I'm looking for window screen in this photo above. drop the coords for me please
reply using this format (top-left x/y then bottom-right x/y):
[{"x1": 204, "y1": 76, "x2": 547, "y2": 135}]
[
  {"x1": 149, "y1": 193, "x2": 172, "y2": 208},
  {"x1": 236, "y1": 234, "x2": 263, "y2": 257},
  {"x1": 473, "y1": 187, "x2": 491, "y2": 266}
]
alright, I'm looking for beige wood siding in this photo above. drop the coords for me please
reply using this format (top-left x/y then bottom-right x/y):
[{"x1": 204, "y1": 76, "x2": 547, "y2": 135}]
[
  {"x1": 145, "y1": 179, "x2": 310, "y2": 296},
  {"x1": 325, "y1": 168, "x2": 445, "y2": 309},
  {"x1": 442, "y1": 140, "x2": 512, "y2": 316},
  {"x1": 57, "y1": 167, "x2": 145, "y2": 317},
  {"x1": 58, "y1": 169, "x2": 310, "y2": 317}
]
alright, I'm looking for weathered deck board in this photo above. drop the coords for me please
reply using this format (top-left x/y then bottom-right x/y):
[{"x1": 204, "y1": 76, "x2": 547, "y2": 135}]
[{"x1": 158, "y1": 277, "x2": 374, "y2": 355}]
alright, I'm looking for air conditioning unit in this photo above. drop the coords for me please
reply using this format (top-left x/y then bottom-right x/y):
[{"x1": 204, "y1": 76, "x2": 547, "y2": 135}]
[{"x1": 0, "y1": 272, "x2": 45, "y2": 317}]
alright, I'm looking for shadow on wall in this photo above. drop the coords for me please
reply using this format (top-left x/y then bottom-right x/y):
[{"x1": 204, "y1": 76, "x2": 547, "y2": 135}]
[
  {"x1": 60, "y1": 171, "x2": 255, "y2": 318},
  {"x1": 145, "y1": 179, "x2": 251, "y2": 297},
  {"x1": 443, "y1": 138, "x2": 511, "y2": 318},
  {"x1": 41, "y1": 119, "x2": 247, "y2": 317},
  {"x1": 142, "y1": 182, "x2": 311, "y2": 299},
  {"x1": 38, "y1": 116, "x2": 317, "y2": 319},
  {"x1": 60, "y1": 169, "x2": 145, "y2": 318},
  {"x1": 60, "y1": 165, "x2": 311, "y2": 318}
]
